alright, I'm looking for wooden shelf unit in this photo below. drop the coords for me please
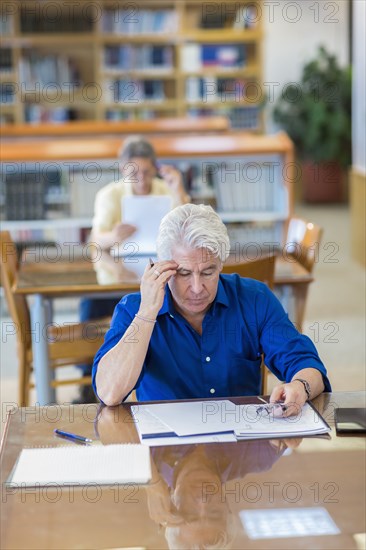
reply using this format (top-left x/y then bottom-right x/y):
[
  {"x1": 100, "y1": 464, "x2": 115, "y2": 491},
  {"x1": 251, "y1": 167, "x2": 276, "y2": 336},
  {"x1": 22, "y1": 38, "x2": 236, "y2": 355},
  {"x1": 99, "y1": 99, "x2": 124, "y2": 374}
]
[
  {"x1": 1, "y1": 0, "x2": 263, "y2": 129},
  {"x1": 1, "y1": 132, "x2": 294, "y2": 250}
]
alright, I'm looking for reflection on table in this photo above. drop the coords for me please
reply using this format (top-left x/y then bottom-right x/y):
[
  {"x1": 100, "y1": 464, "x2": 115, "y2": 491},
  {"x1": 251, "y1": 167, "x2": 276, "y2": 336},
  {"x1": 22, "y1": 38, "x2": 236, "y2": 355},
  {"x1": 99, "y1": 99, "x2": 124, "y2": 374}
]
[{"x1": 1, "y1": 393, "x2": 365, "y2": 550}]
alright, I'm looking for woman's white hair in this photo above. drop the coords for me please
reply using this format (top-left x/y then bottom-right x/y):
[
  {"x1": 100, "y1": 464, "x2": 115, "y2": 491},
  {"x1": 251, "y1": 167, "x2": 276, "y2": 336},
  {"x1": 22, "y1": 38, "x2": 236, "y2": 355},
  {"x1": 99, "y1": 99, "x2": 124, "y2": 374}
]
[{"x1": 157, "y1": 203, "x2": 230, "y2": 262}]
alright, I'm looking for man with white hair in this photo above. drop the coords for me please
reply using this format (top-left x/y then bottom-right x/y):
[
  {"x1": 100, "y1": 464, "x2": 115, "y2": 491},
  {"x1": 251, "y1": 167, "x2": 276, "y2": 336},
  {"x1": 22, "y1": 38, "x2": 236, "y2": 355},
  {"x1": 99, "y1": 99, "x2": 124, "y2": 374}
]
[{"x1": 93, "y1": 204, "x2": 330, "y2": 414}]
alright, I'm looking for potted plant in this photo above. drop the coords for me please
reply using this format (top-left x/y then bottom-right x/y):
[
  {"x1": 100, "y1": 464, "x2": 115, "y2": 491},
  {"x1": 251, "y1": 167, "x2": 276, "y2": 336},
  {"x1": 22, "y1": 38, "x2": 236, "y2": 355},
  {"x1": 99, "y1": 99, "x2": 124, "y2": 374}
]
[{"x1": 273, "y1": 46, "x2": 352, "y2": 202}]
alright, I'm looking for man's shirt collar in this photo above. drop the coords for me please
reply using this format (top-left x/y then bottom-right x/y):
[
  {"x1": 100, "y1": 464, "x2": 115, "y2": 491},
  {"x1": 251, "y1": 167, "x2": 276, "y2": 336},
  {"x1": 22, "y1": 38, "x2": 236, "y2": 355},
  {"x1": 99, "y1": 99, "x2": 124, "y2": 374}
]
[{"x1": 158, "y1": 276, "x2": 229, "y2": 318}]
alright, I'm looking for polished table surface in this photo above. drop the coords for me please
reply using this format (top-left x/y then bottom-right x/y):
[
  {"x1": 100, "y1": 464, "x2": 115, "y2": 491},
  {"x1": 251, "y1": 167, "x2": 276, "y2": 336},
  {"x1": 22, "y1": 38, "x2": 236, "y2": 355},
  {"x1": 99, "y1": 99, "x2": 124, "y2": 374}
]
[
  {"x1": 14, "y1": 250, "x2": 313, "y2": 296},
  {"x1": 1, "y1": 392, "x2": 365, "y2": 550}
]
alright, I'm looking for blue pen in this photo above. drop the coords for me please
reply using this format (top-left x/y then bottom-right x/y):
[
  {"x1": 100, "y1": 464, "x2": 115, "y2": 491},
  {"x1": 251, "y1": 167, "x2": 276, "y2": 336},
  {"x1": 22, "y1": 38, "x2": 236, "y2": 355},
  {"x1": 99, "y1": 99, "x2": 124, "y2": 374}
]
[{"x1": 54, "y1": 429, "x2": 93, "y2": 444}]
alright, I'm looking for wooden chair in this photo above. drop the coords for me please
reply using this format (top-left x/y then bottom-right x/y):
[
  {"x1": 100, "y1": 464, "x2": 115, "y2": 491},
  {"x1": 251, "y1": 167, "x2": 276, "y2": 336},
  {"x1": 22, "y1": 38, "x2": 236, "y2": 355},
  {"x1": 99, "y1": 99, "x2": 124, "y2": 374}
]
[
  {"x1": 222, "y1": 253, "x2": 277, "y2": 395},
  {"x1": 0, "y1": 231, "x2": 111, "y2": 406},
  {"x1": 222, "y1": 253, "x2": 276, "y2": 289},
  {"x1": 286, "y1": 217, "x2": 323, "y2": 273}
]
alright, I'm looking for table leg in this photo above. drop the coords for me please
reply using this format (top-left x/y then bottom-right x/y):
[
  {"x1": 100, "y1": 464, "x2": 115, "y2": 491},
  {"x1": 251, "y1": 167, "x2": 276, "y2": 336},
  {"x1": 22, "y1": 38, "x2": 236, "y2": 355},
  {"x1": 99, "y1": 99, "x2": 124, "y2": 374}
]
[{"x1": 31, "y1": 294, "x2": 56, "y2": 405}]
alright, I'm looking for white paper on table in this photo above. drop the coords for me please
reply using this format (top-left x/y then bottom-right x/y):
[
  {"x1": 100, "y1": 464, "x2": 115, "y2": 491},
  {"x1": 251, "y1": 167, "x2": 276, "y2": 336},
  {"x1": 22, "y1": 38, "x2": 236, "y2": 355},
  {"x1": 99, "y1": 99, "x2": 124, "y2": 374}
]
[
  {"x1": 131, "y1": 406, "x2": 236, "y2": 446},
  {"x1": 132, "y1": 401, "x2": 330, "y2": 439},
  {"x1": 8, "y1": 444, "x2": 152, "y2": 487},
  {"x1": 132, "y1": 400, "x2": 237, "y2": 437},
  {"x1": 114, "y1": 195, "x2": 172, "y2": 256}
]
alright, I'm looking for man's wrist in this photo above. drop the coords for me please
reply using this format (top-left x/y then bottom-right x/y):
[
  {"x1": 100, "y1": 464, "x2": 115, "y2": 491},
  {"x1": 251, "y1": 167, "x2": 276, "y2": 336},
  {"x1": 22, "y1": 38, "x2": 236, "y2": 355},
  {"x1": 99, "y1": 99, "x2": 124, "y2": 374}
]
[
  {"x1": 292, "y1": 378, "x2": 311, "y2": 400},
  {"x1": 137, "y1": 308, "x2": 158, "y2": 320}
]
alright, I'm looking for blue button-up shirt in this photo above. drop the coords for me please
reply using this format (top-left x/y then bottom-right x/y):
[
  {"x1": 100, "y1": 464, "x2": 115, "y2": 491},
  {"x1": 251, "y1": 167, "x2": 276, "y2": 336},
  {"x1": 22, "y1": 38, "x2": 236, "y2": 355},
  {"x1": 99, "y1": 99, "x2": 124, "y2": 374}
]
[{"x1": 92, "y1": 274, "x2": 330, "y2": 401}]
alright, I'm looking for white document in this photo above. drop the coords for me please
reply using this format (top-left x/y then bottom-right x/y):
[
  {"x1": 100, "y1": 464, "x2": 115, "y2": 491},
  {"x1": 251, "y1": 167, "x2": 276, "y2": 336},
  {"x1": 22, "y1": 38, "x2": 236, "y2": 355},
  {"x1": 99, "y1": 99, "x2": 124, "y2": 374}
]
[
  {"x1": 9, "y1": 444, "x2": 151, "y2": 487},
  {"x1": 131, "y1": 406, "x2": 236, "y2": 446},
  {"x1": 115, "y1": 195, "x2": 172, "y2": 256},
  {"x1": 131, "y1": 401, "x2": 330, "y2": 441},
  {"x1": 234, "y1": 402, "x2": 331, "y2": 439}
]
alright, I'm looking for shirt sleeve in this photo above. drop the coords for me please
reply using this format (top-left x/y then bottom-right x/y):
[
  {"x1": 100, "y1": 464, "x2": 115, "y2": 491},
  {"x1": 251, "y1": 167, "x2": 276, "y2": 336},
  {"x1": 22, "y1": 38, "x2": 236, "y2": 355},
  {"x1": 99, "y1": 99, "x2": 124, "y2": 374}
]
[
  {"x1": 92, "y1": 185, "x2": 121, "y2": 233},
  {"x1": 256, "y1": 284, "x2": 331, "y2": 391},
  {"x1": 91, "y1": 293, "x2": 142, "y2": 399}
]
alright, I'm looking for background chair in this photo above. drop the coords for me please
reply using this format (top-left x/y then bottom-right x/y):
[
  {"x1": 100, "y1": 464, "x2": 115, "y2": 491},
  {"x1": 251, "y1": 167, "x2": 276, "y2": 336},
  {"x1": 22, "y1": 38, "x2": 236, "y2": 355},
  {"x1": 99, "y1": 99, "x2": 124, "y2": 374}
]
[
  {"x1": 222, "y1": 253, "x2": 277, "y2": 395},
  {"x1": 275, "y1": 217, "x2": 324, "y2": 333},
  {"x1": 222, "y1": 253, "x2": 276, "y2": 289},
  {"x1": 0, "y1": 231, "x2": 111, "y2": 406},
  {"x1": 286, "y1": 217, "x2": 324, "y2": 273}
]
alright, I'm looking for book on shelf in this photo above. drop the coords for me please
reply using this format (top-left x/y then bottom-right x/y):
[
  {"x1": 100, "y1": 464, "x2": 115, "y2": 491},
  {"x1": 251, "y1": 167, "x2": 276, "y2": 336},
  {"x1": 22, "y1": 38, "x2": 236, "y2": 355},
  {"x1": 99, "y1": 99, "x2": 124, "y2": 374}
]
[
  {"x1": 182, "y1": 44, "x2": 247, "y2": 71},
  {"x1": 233, "y1": 5, "x2": 260, "y2": 29},
  {"x1": 104, "y1": 45, "x2": 173, "y2": 72},
  {"x1": 101, "y1": 8, "x2": 178, "y2": 35},
  {"x1": 106, "y1": 78, "x2": 165, "y2": 103},
  {"x1": 202, "y1": 44, "x2": 246, "y2": 68},
  {"x1": 19, "y1": 7, "x2": 94, "y2": 33},
  {"x1": 186, "y1": 76, "x2": 249, "y2": 103},
  {"x1": 213, "y1": 156, "x2": 283, "y2": 213},
  {"x1": 19, "y1": 52, "x2": 81, "y2": 88},
  {"x1": 5, "y1": 173, "x2": 45, "y2": 221},
  {"x1": 0, "y1": 48, "x2": 13, "y2": 72},
  {"x1": 200, "y1": 4, "x2": 260, "y2": 30},
  {"x1": 24, "y1": 105, "x2": 77, "y2": 124},
  {"x1": 0, "y1": 83, "x2": 16, "y2": 104},
  {"x1": 226, "y1": 221, "x2": 283, "y2": 249}
]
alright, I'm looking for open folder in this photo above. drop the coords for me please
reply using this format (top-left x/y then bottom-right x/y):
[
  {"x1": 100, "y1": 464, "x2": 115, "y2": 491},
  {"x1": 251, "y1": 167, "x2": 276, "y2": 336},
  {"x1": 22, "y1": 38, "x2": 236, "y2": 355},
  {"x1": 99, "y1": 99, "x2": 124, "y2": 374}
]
[{"x1": 131, "y1": 400, "x2": 331, "y2": 445}]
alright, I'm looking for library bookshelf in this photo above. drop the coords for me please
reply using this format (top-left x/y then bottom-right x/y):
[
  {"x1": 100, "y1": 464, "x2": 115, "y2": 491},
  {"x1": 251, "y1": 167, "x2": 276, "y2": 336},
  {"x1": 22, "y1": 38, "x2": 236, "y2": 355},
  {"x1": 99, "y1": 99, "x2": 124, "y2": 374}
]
[
  {"x1": 1, "y1": 132, "x2": 294, "y2": 250},
  {"x1": 1, "y1": 0, "x2": 263, "y2": 130}
]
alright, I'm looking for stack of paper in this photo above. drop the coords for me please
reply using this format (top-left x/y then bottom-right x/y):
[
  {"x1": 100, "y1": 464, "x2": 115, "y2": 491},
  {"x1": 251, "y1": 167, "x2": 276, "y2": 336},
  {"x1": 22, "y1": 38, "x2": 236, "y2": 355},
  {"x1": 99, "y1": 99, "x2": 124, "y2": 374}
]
[
  {"x1": 8, "y1": 444, "x2": 151, "y2": 486},
  {"x1": 131, "y1": 400, "x2": 330, "y2": 446}
]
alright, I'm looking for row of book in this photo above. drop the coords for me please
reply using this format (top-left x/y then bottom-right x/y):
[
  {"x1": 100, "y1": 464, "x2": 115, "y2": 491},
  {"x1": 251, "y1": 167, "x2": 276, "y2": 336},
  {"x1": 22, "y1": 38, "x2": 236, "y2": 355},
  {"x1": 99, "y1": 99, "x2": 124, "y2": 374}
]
[
  {"x1": 24, "y1": 105, "x2": 78, "y2": 123},
  {"x1": 226, "y1": 222, "x2": 283, "y2": 249},
  {"x1": 0, "y1": 15, "x2": 13, "y2": 35},
  {"x1": 4, "y1": 174, "x2": 45, "y2": 221},
  {"x1": 200, "y1": 5, "x2": 259, "y2": 30},
  {"x1": 104, "y1": 79, "x2": 166, "y2": 103},
  {"x1": 104, "y1": 45, "x2": 173, "y2": 72},
  {"x1": 181, "y1": 44, "x2": 247, "y2": 72},
  {"x1": 0, "y1": 48, "x2": 12, "y2": 72},
  {"x1": 20, "y1": 9, "x2": 94, "y2": 33},
  {"x1": 212, "y1": 159, "x2": 285, "y2": 213},
  {"x1": 0, "y1": 83, "x2": 15, "y2": 104},
  {"x1": 19, "y1": 53, "x2": 81, "y2": 88},
  {"x1": 186, "y1": 77, "x2": 254, "y2": 103},
  {"x1": 8, "y1": 227, "x2": 85, "y2": 245},
  {"x1": 105, "y1": 109, "x2": 174, "y2": 120},
  {"x1": 187, "y1": 106, "x2": 260, "y2": 130},
  {"x1": 102, "y1": 9, "x2": 178, "y2": 35}
]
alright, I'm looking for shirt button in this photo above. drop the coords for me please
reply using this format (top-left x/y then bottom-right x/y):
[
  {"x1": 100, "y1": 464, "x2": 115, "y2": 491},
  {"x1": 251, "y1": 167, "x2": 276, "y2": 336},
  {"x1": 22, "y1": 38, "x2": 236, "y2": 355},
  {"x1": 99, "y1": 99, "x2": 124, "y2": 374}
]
[
  {"x1": 210, "y1": 388, "x2": 215, "y2": 394},
  {"x1": 205, "y1": 356, "x2": 211, "y2": 362}
]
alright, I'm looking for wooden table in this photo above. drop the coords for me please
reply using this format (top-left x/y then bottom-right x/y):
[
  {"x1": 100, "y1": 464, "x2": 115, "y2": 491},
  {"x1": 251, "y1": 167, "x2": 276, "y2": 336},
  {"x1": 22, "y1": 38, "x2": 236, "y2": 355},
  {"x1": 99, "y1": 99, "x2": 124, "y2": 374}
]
[
  {"x1": 1, "y1": 392, "x2": 365, "y2": 550},
  {"x1": 13, "y1": 253, "x2": 313, "y2": 405}
]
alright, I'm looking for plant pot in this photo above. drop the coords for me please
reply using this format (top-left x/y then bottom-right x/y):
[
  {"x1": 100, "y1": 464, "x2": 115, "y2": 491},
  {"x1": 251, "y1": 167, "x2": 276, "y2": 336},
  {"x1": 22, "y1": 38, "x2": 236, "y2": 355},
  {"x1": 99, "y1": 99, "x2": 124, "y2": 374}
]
[{"x1": 302, "y1": 161, "x2": 346, "y2": 203}]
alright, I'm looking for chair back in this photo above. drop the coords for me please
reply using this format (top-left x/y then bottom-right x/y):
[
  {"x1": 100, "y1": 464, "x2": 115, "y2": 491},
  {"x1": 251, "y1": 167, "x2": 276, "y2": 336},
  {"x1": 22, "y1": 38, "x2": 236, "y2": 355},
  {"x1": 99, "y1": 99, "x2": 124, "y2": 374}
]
[
  {"x1": 286, "y1": 218, "x2": 323, "y2": 273},
  {"x1": 222, "y1": 253, "x2": 277, "y2": 395},
  {"x1": 0, "y1": 231, "x2": 32, "y2": 352},
  {"x1": 222, "y1": 253, "x2": 276, "y2": 289}
]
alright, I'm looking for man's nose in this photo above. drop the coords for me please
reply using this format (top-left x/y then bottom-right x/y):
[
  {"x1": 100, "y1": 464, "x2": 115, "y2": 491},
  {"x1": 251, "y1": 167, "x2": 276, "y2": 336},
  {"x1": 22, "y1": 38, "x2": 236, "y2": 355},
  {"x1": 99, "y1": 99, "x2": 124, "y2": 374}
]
[{"x1": 191, "y1": 275, "x2": 204, "y2": 294}]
